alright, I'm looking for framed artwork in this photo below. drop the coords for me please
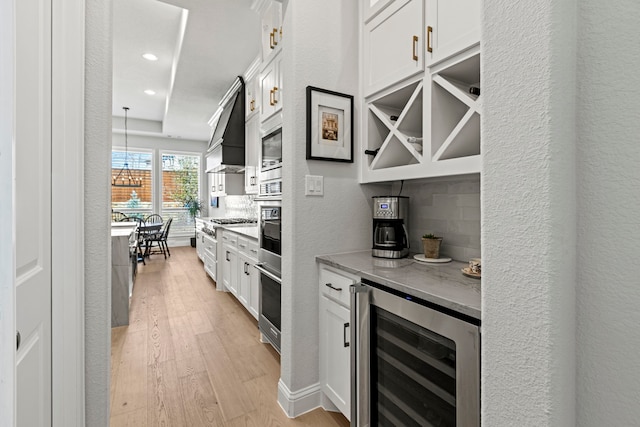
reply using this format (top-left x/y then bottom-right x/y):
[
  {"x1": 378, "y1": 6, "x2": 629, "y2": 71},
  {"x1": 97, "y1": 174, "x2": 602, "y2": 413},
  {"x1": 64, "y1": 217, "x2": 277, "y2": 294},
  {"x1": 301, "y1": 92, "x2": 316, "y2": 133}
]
[{"x1": 306, "y1": 86, "x2": 353, "y2": 162}]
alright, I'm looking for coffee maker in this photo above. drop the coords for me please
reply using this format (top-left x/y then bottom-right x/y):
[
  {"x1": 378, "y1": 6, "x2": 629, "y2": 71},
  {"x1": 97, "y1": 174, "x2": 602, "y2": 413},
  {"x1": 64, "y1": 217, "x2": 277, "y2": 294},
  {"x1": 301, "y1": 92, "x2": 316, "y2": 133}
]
[{"x1": 372, "y1": 196, "x2": 409, "y2": 259}]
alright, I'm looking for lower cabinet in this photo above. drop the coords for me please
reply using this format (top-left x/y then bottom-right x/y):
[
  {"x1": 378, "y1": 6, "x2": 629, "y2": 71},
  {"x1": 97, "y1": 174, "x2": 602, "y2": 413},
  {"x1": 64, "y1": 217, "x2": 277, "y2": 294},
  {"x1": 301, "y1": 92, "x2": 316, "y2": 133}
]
[
  {"x1": 319, "y1": 264, "x2": 358, "y2": 420},
  {"x1": 196, "y1": 230, "x2": 205, "y2": 262},
  {"x1": 238, "y1": 236, "x2": 260, "y2": 320},
  {"x1": 203, "y1": 234, "x2": 217, "y2": 282},
  {"x1": 220, "y1": 230, "x2": 260, "y2": 320},
  {"x1": 221, "y1": 232, "x2": 239, "y2": 295}
]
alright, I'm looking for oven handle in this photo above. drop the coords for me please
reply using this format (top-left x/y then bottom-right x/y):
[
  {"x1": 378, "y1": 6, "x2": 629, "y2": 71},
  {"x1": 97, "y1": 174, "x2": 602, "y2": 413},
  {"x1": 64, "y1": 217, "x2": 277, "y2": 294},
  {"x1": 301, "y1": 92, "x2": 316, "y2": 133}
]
[{"x1": 254, "y1": 263, "x2": 282, "y2": 284}]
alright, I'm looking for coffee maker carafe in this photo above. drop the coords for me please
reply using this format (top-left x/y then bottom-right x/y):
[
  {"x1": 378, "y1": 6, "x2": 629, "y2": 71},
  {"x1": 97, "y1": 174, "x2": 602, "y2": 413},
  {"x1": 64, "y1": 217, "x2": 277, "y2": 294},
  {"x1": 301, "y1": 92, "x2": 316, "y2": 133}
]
[{"x1": 372, "y1": 196, "x2": 409, "y2": 259}]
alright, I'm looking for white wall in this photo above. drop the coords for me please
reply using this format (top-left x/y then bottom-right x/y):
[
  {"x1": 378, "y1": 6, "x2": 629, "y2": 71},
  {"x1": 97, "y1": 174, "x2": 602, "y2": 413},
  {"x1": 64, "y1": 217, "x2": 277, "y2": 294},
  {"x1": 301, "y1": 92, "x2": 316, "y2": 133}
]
[
  {"x1": 85, "y1": 0, "x2": 112, "y2": 424},
  {"x1": 279, "y1": 0, "x2": 387, "y2": 414},
  {"x1": 482, "y1": 0, "x2": 577, "y2": 425},
  {"x1": 576, "y1": 2, "x2": 640, "y2": 425}
]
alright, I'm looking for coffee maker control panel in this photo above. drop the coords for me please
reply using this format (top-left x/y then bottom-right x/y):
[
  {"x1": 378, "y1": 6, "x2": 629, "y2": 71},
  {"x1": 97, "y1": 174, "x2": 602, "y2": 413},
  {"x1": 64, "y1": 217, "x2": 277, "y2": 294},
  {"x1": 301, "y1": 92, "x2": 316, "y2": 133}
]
[{"x1": 373, "y1": 196, "x2": 408, "y2": 220}]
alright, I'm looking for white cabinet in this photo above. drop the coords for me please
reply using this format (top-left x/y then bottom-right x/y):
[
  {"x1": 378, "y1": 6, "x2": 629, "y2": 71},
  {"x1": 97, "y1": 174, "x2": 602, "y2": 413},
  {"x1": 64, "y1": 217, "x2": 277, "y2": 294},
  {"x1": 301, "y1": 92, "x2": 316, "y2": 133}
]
[
  {"x1": 259, "y1": 50, "x2": 283, "y2": 123},
  {"x1": 203, "y1": 233, "x2": 217, "y2": 283},
  {"x1": 208, "y1": 171, "x2": 244, "y2": 197},
  {"x1": 359, "y1": 0, "x2": 481, "y2": 183},
  {"x1": 244, "y1": 114, "x2": 259, "y2": 194},
  {"x1": 196, "y1": 230, "x2": 205, "y2": 262},
  {"x1": 425, "y1": 0, "x2": 480, "y2": 67},
  {"x1": 221, "y1": 232, "x2": 238, "y2": 296},
  {"x1": 219, "y1": 230, "x2": 260, "y2": 320},
  {"x1": 362, "y1": 0, "x2": 395, "y2": 23},
  {"x1": 245, "y1": 73, "x2": 259, "y2": 118},
  {"x1": 363, "y1": 0, "x2": 424, "y2": 97},
  {"x1": 238, "y1": 236, "x2": 260, "y2": 320},
  {"x1": 318, "y1": 265, "x2": 357, "y2": 420},
  {"x1": 426, "y1": 49, "x2": 481, "y2": 167},
  {"x1": 256, "y1": 0, "x2": 282, "y2": 61}
]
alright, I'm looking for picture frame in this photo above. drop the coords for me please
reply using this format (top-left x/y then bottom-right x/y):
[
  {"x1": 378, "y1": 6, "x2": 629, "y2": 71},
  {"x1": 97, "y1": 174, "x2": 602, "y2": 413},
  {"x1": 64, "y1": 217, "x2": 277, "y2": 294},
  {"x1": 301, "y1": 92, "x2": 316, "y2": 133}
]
[{"x1": 306, "y1": 86, "x2": 354, "y2": 162}]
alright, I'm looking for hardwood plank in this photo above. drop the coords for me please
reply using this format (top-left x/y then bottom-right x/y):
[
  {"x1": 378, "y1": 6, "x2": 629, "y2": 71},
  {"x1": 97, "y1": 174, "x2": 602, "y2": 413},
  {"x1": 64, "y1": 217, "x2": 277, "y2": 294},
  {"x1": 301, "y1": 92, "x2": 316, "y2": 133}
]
[
  {"x1": 110, "y1": 326, "x2": 127, "y2": 413},
  {"x1": 109, "y1": 407, "x2": 147, "y2": 427},
  {"x1": 147, "y1": 293, "x2": 176, "y2": 365},
  {"x1": 111, "y1": 329, "x2": 148, "y2": 416},
  {"x1": 147, "y1": 359, "x2": 187, "y2": 426},
  {"x1": 187, "y1": 309, "x2": 214, "y2": 335},
  {"x1": 168, "y1": 314, "x2": 201, "y2": 363},
  {"x1": 179, "y1": 369, "x2": 226, "y2": 426},
  {"x1": 197, "y1": 331, "x2": 257, "y2": 421}
]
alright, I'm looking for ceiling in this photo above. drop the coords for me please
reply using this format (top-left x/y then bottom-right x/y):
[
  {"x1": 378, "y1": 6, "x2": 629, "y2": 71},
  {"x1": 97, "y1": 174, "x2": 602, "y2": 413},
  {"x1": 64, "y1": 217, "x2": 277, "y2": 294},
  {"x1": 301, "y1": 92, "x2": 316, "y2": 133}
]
[{"x1": 113, "y1": 0, "x2": 261, "y2": 142}]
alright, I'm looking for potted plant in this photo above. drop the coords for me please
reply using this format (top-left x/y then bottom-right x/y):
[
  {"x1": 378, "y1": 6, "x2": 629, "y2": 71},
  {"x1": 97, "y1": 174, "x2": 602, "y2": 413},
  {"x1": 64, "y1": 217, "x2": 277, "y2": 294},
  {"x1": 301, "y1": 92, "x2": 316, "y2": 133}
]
[
  {"x1": 422, "y1": 233, "x2": 443, "y2": 259},
  {"x1": 183, "y1": 194, "x2": 203, "y2": 247}
]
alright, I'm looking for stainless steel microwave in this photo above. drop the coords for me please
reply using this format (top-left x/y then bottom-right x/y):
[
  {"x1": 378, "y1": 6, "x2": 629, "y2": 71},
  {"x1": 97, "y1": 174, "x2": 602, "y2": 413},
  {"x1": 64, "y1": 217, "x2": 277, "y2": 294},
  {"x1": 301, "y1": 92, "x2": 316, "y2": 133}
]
[{"x1": 259, "y1": 127, "x2": 282, "y2": 182}]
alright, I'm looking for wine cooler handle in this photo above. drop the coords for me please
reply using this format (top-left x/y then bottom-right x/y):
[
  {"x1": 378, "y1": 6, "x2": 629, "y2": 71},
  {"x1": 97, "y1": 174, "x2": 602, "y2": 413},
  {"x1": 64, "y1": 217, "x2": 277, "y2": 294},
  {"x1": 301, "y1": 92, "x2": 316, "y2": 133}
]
[{"x1": 343, "y1": 322, "x2": 350, "y2": 347}]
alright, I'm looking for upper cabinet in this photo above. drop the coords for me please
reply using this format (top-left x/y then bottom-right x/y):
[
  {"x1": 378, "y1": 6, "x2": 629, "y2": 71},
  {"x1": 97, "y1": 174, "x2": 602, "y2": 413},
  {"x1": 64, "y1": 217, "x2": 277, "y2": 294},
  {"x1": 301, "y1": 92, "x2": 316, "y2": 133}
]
[
  {"x1": 244, "y1": 114, "x2": 259, "y2": 194},
  {"x1": 245, "y1": 74, "x2": 259, "y2": 118},
  {"x1": 252, "y1": 0, "x2": 282, "y2": 62},
  {"x1": 360, "y1": 0, "x2": 481, "y2": 183},
  {"x1": 363, "y1": 0, "x2": 424, "y2": 98},
  {"x1": 259, "y1": 50, "x2": 283, "y2": 123},
  {"x1": 425, "y1": 0, "x2": 480, "y2": 67},
  {"x1": 362, "y1": 0, "x2": 395, "y2": 23}
]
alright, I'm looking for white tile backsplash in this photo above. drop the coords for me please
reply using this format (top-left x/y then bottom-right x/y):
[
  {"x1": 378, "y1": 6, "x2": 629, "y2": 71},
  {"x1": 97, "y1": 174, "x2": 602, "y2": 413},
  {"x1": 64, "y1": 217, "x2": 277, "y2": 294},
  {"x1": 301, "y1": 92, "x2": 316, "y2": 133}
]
[
  {"x1": 223, "y1": 195, "x2": 258, "y2": 219},
  {"x1": 392, "y1": 176, "x2": 481, "y2": 262}
]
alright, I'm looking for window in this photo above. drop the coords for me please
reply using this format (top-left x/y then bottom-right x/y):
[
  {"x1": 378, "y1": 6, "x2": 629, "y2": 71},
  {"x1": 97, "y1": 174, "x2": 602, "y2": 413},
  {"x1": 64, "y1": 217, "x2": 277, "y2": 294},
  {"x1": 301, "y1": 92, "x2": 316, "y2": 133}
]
[
  {"x1": 111, "y1": 150, "x2": 152, "y2": 219},
  {"x1": 161, "y1": 153, "x2": 201, "y2": 235}
]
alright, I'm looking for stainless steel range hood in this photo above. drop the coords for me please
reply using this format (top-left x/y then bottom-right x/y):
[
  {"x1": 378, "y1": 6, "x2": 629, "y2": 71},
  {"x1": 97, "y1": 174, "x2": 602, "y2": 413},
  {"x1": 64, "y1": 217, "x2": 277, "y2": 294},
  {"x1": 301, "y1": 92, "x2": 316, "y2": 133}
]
[{"x1": 206, "y1": 76, "x2": 245, "y2": 174}]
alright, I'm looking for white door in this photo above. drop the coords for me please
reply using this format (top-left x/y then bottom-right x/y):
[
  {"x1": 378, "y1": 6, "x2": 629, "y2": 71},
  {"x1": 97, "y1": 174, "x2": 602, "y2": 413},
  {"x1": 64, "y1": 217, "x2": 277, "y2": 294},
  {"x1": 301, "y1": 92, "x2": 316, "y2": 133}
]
[{"x1": 15, "y1": 0, "x2": 53, "y2": 425}]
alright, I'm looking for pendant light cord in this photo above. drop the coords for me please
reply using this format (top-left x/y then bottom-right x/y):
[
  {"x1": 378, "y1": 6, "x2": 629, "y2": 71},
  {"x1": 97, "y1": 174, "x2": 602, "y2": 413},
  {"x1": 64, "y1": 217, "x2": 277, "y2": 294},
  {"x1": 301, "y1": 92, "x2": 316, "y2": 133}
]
[{"x1": 123, "y1": 106, "x2": 129, "y2": 166}]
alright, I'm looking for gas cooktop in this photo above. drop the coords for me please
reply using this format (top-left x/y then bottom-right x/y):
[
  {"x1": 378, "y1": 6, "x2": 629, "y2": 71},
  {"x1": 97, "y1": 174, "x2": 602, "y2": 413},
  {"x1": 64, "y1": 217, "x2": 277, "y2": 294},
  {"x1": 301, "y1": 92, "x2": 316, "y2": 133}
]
[{"x1": 209, "y1": 218, "x2": 258, "y2": 225}]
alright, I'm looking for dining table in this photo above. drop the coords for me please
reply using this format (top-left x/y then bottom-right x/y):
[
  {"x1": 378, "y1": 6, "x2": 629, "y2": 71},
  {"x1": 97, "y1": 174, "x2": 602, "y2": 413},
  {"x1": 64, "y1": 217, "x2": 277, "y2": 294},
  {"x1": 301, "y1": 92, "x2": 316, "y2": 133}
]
[{"x1": 138, "y1": 222, "x2": 163, "y2": 257}]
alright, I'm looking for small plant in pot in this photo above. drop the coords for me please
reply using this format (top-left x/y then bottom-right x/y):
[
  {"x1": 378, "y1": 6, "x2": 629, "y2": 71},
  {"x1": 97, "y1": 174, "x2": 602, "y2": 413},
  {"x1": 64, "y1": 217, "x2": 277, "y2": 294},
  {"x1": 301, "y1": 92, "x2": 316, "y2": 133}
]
[
  {"x1": 183, "y1": 195, "x2": 203, "y2": 247},
  {"x1": 422, "y1": 233, "x2": 443, "y2": 259}
]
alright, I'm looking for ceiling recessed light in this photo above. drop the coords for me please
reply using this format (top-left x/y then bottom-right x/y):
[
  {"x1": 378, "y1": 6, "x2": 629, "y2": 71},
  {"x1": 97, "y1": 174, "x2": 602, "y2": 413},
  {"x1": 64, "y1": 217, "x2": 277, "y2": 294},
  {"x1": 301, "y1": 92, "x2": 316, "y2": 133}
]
[
  {"x1": 142, "y1": 53, "x2": 158, "y2": 61},
  {"x1": 144, "y1": 89, "x2": 156, "y2": 95}
]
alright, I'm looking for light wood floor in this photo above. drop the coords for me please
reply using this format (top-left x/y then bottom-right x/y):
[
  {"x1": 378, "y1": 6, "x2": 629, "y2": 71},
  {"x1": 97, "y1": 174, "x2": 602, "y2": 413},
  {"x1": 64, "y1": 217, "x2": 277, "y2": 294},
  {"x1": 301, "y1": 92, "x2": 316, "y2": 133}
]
[{"x1": 110, "y1": 246, "x2": 349, "y2": 427}]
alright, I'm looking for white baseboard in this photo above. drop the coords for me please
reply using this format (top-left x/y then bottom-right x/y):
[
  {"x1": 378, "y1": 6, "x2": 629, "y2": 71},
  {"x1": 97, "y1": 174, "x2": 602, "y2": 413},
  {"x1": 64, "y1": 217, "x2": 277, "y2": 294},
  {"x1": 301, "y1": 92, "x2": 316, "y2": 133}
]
[{"x1": 277, "y1": 379, "x2": 322, "y2": 418}]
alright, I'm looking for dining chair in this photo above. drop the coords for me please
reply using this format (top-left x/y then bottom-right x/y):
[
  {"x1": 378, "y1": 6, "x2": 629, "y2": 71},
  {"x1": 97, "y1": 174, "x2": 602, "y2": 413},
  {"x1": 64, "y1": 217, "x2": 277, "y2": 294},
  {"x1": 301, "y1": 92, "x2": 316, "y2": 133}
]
[
  {"x1": 145, "y1": 213, "x2": 163, "y2": 224},
  {"x1": 145, "y1": 218, "x2": 173, "y2": 259},
  {"x1": 112, "y1": 211, "x2": 128, "y2": 222},
  {"x1": 134, "y1": 217, "x2": 147, "y2": 265}
]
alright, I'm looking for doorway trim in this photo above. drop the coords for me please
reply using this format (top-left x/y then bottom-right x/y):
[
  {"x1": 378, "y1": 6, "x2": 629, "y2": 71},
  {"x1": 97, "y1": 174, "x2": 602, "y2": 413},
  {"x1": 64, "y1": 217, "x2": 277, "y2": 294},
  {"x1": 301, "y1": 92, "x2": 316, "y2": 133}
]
[
  {"x1": 0, "y1": 0, "x2": 86, "y2": 425},
  {"x1": 51, "y1": 0, "x2": 85, "y2": 425}
]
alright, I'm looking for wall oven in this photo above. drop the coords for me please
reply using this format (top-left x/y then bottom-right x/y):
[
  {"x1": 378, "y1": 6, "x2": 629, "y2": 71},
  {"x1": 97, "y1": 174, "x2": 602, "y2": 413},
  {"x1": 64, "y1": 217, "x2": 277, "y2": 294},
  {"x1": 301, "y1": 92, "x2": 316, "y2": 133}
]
[
  {"x1": 254, "y1": 200, "x2": 282, "y2": 353},
  {"x1": 351, "y1": 279, "x2": 480, "y2": 427}
]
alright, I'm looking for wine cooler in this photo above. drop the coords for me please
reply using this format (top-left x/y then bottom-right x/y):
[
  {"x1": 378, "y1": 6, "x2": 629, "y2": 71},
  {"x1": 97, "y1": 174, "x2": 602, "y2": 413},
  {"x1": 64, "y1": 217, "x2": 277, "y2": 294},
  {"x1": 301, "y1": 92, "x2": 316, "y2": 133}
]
[{"x1": 351, "y1": 279, "x2": 480, "y2": 426}]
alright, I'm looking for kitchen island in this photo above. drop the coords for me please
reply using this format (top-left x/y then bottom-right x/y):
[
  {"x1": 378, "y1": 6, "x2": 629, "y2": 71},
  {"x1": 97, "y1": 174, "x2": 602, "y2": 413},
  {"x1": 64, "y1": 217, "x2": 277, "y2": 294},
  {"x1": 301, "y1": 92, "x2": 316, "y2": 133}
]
[
  {"x1": 316, "y1": 250, "x2": 481, "y2": 319},
  {"x1": 111, "y1": 222, "x2": 137, "y2": 327}
]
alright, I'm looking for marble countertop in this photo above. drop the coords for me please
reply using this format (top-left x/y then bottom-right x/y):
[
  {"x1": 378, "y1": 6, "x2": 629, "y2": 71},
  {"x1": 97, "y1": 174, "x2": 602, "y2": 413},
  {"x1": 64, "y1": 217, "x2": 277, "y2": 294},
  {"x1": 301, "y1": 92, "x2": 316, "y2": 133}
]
[
  {"x1": 111, "y1": 222, "x2": 137, "y2": 237},
  {"x1": 316, "y1": 251, "x2": 481, "y2": 320},
  {"x1": 219, "y1": 225, "x2": 258, "y2": 240}
]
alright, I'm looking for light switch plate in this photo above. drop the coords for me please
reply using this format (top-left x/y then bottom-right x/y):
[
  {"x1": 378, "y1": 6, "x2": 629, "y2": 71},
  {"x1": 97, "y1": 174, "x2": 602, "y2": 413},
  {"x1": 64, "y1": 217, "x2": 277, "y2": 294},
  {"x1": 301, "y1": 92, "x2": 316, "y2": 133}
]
[{"x1": 305, "y1": 175, "x2": 324, "y2": 196}]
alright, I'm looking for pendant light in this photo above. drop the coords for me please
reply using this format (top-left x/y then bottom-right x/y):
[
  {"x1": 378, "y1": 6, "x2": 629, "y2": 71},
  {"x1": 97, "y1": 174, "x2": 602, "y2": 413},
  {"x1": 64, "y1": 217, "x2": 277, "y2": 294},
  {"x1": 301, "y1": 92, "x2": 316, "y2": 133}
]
[{"x1": 112, "y1": 106, "x2": 142, "y2": 187}]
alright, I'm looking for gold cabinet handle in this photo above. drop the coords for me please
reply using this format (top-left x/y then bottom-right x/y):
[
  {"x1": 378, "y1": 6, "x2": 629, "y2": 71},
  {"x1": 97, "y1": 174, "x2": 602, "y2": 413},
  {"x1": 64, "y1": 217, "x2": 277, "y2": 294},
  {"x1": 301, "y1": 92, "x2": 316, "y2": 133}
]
[
  {"x1": 269, "y1": 89, "x2": 275, "y2": 106},
  {"x1": 412, "y1": 35, "x2": 418, "y2": 61},
  {"x1": 427, "y1": 26, "x2": 433, "y2": 53},
  {"x1": 272, "y1": 87, "x2": 278, "y2": 104},
  {"x1": 272, "y1": 28, "x2": 278, "y2": 45},
  {"x1": 269, "y1": 30, "x2": 275, "y2": 49},
  {"x1": 250, "y1": 99, "x2": 255, "y2": 111}
]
